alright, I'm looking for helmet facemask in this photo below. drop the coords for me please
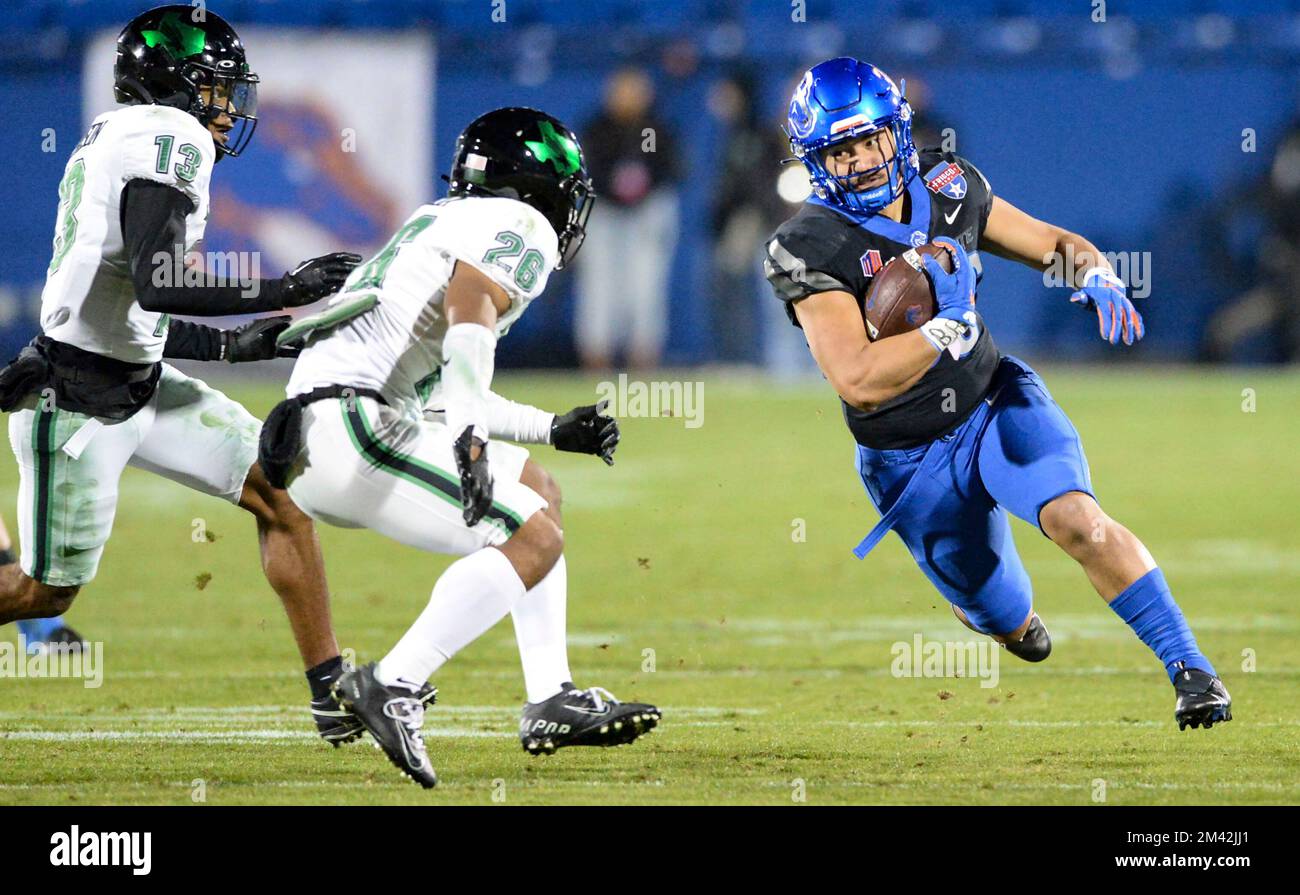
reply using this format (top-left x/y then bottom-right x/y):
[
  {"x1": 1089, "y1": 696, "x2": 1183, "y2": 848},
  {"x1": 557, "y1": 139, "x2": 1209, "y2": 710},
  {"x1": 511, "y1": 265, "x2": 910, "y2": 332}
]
[
  {"x1": 550, "y1": 175, "x2": 595, "y2": 269},
  {"x1": 192, "y1": 59, "x2": 259, "y2": 158},
  {"x1": 792, "y1": 104, "x2": 917, "y2": 214}
]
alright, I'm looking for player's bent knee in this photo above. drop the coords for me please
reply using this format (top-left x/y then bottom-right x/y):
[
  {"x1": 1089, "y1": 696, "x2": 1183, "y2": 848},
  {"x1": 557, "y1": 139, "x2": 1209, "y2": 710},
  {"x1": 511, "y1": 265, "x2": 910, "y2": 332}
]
[
  {"x1": 240, "y1": 462, "x2": 311, "y2": 528},
  {"x1": 34, "y1": 582, "x2": 79, "y2": 618},
  {"x1": 520, "y1": 460, "x2": 562, "y2": 514},
  {"x1": 1041, "y1": 491, "x2": 1108, "y2": 556},
  {"x1": 522, "y1": 511, "x2": 564, "y2": 566},
  {"x1": 268, "y1": 486, "x2": 312, "y2": 528},
  {"x1": 499, "y1": 511, "x2": 564, "y2": 588}
]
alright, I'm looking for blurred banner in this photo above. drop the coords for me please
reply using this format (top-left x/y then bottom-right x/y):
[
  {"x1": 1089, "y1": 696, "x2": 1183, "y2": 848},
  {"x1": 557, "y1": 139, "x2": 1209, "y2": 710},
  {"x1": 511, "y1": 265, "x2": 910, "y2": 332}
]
[{"x1": 83, "y1": 28, "x2": 434, "y2": 274}]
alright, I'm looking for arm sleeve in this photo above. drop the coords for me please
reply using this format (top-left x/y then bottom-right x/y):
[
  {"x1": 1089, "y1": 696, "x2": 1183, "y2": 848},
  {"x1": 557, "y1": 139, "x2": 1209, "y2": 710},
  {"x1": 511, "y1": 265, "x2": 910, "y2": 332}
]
[
  {"x1": 121, "y1": 179, "x2": 285, "y2": 315},
  {"x1": 162, "y1": 319, "x2": 226, "y2": 361},
  {"x1": 483, "y1": 391, "x2": 554, "y2": 444},
  {"x1": 441, "y1": 322, "x2": 497, "y2": 443}
]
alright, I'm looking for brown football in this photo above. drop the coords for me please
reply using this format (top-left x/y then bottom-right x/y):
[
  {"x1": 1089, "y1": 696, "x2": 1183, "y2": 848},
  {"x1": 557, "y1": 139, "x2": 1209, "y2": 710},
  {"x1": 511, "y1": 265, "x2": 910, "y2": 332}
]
[{"x1": 862, "y1": 243, "x2": 954, "y2": 341}]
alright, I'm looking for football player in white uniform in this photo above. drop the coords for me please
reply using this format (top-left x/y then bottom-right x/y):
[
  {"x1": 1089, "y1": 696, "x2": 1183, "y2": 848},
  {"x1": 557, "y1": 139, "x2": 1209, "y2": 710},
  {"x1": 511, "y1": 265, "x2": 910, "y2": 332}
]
[
  {"x1": 262, "y1": 108, "x2": 660, "y2": 787},
  {"x1": 0, "y1": 6, "x2": 367, "y2": 736}
]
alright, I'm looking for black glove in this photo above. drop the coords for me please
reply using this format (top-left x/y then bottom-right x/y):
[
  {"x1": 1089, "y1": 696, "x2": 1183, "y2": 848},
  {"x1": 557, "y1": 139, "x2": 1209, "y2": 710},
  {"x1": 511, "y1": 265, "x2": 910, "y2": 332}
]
[
  {"x1": 0, "y1": 344, "x2": 50, "y2": 412},
  {"x1": 222, "y1": 316, "x2": 301, "y2": 362},
  {"x1": 279, "y1": 252, "x2": 363, "y2": 308},
  {"x1": 452, "y1": 426, "x2": 494, "y2": 527},
  {"x1": 551, "y1": 400, "x2": 619, "y2": 466}
]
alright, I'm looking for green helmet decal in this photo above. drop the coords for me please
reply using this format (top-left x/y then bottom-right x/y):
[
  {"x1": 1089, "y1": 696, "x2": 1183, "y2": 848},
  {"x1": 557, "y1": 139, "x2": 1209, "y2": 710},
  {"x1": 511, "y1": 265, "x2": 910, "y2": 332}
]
[
  {"x1": 140, "y1": 11, "x2": 207, "y2": 60},
  {"x1": 524, "y1": 120, "x2": 581, "y2": 177}
]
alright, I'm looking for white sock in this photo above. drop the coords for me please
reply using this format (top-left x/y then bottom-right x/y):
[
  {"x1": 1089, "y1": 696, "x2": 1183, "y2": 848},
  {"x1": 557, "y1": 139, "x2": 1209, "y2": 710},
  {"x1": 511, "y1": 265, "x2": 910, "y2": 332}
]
[
  {"x1": 377, "y1": 547, "x2": 526, "y2": 688},
  {"x1": 511, "y1": 554, "x2": 573, "y2": 704}
]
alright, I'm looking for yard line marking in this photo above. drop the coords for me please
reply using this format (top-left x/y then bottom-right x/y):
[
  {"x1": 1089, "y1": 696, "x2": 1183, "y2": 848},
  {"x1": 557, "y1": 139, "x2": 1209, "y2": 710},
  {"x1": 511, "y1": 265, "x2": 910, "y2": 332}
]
[
  {"x1": 754, "y1": 780, "x2": 1298, "y2": 792},
  {"x1": 0, "y1": 727, "x2": 510, "y2": 743},
  {"x1": 0, "y1": 704, "x2": 761, "y2": 721}
]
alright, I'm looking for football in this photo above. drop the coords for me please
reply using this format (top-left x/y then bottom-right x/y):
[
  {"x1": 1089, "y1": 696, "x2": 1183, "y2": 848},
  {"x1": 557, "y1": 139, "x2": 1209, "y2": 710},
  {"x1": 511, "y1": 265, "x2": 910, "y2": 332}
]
[{"x1": 862, "y1": 243, "x2": 954, "y2": 341}]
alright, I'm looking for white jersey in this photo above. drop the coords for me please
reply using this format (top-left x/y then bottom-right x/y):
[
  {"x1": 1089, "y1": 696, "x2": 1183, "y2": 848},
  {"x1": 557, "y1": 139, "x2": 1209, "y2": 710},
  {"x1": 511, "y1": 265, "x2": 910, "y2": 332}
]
[
  {"x1": 287, "y1": 195, "x2": 559, "y2": 420},
  {"x1": 40, "y1": 104, "x2": 215, "y2": 364}
]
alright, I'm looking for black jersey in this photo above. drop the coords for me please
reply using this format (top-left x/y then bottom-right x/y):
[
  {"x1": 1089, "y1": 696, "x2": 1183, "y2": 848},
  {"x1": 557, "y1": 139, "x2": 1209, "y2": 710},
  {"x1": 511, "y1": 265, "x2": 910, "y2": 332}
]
[{"x1": 764, "y1": 150, "x2": 1001, "y2": 450}]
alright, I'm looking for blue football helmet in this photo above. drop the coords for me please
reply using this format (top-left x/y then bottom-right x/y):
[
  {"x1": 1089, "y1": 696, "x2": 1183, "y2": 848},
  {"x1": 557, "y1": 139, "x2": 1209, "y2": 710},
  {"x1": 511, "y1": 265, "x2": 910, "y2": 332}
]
[{"x1": 786, "y1": 57, "x2": 919, "y2": 214}]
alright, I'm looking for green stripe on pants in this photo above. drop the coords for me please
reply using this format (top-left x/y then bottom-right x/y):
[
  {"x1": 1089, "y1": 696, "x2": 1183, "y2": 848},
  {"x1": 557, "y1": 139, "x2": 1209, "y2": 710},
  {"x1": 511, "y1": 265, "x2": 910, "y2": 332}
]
[
  {"x1": 30, "y1": 407, "x2": 58, "y2": 583},
  {"x1": 340, "y1": 399, "x2": 524, "y2": 536}
]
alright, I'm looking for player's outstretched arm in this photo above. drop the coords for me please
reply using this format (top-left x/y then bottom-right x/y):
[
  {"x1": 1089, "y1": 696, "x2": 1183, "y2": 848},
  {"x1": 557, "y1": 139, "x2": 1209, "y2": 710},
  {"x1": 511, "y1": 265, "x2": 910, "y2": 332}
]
[
  {"x1": 121, "y1": 179, "x2": 361, "y2": 317},
  {"x1": 981, "y1": 196, "x2": 1143, "y2": 345},
  {"x1": 162, "y1": 317, "x2": 303, "y2": 363},
  {"x1": 477, "y1": 393, "x2": 619, "y2": 465}
]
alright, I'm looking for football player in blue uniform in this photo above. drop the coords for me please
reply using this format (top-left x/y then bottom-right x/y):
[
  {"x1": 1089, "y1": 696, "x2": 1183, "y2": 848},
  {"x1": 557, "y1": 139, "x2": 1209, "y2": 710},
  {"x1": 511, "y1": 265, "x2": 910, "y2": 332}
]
[{"x1": 764, "y1": 58, "x2": 1230, "y2": 730}]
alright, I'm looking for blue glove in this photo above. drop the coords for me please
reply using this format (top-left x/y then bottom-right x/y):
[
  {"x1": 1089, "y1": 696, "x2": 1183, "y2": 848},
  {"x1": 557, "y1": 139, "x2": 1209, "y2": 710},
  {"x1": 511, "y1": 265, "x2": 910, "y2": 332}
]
[
  {"x1": 1069, "y1": 267, "x2": 1143, "y2": 345},
  {"x1": 918, "y1": 237, "x2": 979, "y2": 360},
  {"x1": 920, "y1": 236, "x2": 976, "y2": 321}
]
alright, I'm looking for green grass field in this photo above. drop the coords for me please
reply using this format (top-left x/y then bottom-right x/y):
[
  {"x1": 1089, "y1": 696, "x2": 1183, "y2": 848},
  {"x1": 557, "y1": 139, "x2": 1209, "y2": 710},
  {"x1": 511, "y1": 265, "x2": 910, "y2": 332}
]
[{"x1": 1, "y1": 364, "x2": 1297, "y2": 805}]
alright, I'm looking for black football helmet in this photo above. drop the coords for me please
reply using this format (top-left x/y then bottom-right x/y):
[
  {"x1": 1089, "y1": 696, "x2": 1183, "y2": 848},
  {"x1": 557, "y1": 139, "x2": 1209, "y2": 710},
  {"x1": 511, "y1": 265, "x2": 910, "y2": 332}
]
[
  {"x1": 113, "y1": 4, "x2": 259, "y2": 158},
  {"x1": 446, "y1": 108, "x2": 595, "y2": 269}
]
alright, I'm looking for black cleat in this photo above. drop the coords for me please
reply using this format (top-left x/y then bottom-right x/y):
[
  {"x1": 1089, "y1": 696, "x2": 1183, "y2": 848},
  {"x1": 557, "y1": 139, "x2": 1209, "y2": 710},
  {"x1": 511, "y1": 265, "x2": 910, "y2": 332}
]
[
  {"x1": 1003, "y1": 614, "x2": 1052, "y2": 663},
  {"x1": 520, "y1": 684, "x2": 661, "y2": 756},
  {"x1": 1173, "y1": 663, "x2": 1232, "y2": 730},
  {"x1": 332, "y1": 663, "x2": 437, "y2": 788},
  {"x1": 49, "y1": 625, "x2": 88, "y2": 649},
  {"x1": 313, "y1": 679, "x2": 436, "y2": 747},
  {"x1": 25, "y1": 625, "x2": 89, "y2": 655},
  {"x1": 951, "y1": 605, "x2": 1051, "y2": 663}
]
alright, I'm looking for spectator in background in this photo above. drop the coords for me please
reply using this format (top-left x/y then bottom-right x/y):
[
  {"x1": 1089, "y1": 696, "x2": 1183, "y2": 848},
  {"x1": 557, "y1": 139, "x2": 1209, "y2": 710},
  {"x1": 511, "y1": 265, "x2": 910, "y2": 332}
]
[
  {"x1": 708, "y1": 70, "x2": 790, "y2": 364},
  {"x1": 1204, "y1": 119, "x2": 1300, "y2": 363},
  {"x1": 576, "y1": 67, "x2": 680, "y2": 370}
]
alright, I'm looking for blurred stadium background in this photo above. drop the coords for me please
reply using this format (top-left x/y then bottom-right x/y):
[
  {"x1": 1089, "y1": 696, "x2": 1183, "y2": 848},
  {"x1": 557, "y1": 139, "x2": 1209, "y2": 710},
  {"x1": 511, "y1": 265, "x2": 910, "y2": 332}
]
[{"x1": 3, "y1": 0, "x2": 1300, "y2": 369}]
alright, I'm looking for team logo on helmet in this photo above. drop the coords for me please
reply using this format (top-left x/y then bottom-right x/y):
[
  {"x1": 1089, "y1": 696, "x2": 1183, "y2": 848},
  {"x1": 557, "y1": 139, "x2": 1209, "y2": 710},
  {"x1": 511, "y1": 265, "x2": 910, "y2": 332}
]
[
  {"x1": 524, "y1": 120, "x2": 582, "y2": 177},
  {"x1": 787, "y1": 71, "x2": 818, "y2": 141},
  {"x1": 139, "y1": 10, "x2": 207, "y2": 60}
]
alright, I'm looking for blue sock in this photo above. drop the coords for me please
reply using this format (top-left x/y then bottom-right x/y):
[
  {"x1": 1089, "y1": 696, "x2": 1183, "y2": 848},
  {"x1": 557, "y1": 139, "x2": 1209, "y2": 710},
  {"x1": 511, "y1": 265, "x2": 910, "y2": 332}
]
[
  {"x1": 1108, "y1": 568, "x2": 1215, "y2": 682},
  {"x1": 17, "y1": 616, "x2": 64, "y2": 651}
]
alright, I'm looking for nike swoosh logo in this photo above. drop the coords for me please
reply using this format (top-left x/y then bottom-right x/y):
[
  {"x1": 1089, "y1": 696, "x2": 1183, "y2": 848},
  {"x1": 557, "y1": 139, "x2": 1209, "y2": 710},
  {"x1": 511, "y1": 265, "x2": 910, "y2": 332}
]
[
  {"x1": 944, "y1": 204, "x2": 962, "y2": 224},
  {"x1": 565, "y1": 704, "x2": 610, "y2": 717}
]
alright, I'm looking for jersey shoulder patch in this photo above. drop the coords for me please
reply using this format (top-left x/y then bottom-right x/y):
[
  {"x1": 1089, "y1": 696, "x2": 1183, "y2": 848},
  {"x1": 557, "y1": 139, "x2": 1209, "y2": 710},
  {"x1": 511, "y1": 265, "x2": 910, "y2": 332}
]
[
  {"x1": 425, "y1": 196, "x2": 559, "y2": 304},
  {"x1": 918, "y1": 150, "x2": 994, "y2": 239},
  {"x1": 112, "y1": 105, "x2": 215, "y2": 206},
  {"x1": 918, "y1": 152, "x2": 967, "y2": 200},
  {"x1": 764, "y1": 205, "x2": 857, "y2": 304}
]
